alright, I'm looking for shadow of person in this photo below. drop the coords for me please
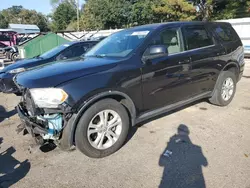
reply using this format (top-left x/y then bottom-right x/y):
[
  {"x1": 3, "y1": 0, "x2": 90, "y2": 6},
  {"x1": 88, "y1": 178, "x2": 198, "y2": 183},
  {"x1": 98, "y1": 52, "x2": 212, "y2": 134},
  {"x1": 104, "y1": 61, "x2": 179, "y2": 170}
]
[
  {"x1": 0, "y1": 105, "x2": 16, "y2": 123},
  {"x1": 0, "y1": 138, "x2": 30, "y2": 188},
  {"x1": 159, "y1": 124, "x2": 208, "y2": 188}
]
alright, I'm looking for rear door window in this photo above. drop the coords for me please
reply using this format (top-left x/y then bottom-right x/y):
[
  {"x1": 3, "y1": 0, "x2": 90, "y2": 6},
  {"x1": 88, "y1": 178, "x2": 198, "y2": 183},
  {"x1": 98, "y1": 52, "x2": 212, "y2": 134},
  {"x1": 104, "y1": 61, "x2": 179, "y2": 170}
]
[
  {"x1": 183, "y1": 25, "x2": 214, "y2": 50},
  {"x1": 212, "y1": 24, "x2": 238, "y2": 42}
]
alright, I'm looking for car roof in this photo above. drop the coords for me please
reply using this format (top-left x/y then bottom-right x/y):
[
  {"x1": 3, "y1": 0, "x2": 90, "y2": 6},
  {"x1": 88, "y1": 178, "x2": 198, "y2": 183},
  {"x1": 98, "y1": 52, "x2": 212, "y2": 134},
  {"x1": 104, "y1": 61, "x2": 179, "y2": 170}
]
[{"x1": 127, "y1": 21, "x2": 231, "y2": 31}]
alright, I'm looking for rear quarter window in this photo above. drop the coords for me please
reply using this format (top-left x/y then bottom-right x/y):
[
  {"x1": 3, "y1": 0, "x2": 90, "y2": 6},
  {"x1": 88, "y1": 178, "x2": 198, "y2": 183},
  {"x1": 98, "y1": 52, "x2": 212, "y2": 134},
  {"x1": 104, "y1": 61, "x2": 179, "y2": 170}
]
[
  {"x1": 183, "y1": 25, "x2": 214, "y2": 50},
  {"x1": 213, "y1": 24, "x2": 239, "y2": 42}
]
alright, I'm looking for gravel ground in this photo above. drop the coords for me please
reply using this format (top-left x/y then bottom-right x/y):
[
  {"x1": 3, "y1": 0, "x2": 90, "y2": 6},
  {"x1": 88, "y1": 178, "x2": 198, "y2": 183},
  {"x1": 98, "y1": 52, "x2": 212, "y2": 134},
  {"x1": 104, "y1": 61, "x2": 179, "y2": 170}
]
[{"x1": 0, "y1": 60, "x2": 250, "y2": 188}]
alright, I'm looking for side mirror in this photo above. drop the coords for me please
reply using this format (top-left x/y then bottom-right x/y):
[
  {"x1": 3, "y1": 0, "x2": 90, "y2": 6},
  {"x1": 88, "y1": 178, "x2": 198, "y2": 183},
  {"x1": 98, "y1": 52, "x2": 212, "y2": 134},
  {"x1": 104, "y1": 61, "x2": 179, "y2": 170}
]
[
  {"x1": 56, "y1": 55, "x2": 67, "y2": 61},
  {"x1": 149, "y1": 45, "x2": 168, "y2": 56}
]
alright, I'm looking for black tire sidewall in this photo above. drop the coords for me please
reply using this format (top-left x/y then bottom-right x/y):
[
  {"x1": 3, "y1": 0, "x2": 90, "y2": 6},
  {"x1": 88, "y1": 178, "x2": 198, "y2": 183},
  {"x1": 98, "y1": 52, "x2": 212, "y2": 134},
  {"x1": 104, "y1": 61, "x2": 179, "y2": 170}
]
[
  {"x1": 75, "y1": 99, "x2": 130, "y2": 158},
  {"x1": 12, "y1": 53, "x2": 17, "y2": 61},
  {"x1": 216, "y1": 71, "x2": 237, "y2": 106}
]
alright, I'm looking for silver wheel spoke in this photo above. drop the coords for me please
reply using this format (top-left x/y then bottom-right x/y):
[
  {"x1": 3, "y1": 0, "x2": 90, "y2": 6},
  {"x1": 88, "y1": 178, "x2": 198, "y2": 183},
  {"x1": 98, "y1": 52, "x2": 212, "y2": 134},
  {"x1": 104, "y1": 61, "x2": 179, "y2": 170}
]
[
  {"x1": 108, "y1": 120, "x2": 121, "y2": 129},
  {"x1": 108, "y1": 114, "x2": 118, "y2": 126},
  {"x1": 225, "y1": 93, "x2": 229, "y2": 100},
  {"x1": 89, "y1": 123, "x2": 99, "y2": 129},
  {"x1": 99, "y1": 111, "x2": 107, "y2": 126},
  {"x1": 93, "y1": 133, "x2": 103, "y2": 146},
  {"x1": 222, "y1": 90, "x2": 226, "y2": 96},
  {"x1": 108, "y1": 130, "x2": 118, "y2": 139},
  {"x1": 229, "y1": 89, "x2": 233, "y2": 95},
  {"x1": 106, "y1": 132, "x2": 115, "y2": 145},
  {"x1": 88, "y1": 129, "x2": 98, "y2": 136},
  {"x1": 97, "y1": 133, "x2": 105, "y2": 149}
]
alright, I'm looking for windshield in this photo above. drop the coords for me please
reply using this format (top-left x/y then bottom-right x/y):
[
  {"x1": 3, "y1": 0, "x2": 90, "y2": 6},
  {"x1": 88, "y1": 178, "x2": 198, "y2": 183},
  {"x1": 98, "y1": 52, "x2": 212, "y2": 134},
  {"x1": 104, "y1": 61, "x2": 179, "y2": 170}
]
[
  {"x1": 85, "y1": 29, "x2": 151, "y2": 58},
  {"x1": 39, "y1": 43, "x2": 70, "y2": 59}
]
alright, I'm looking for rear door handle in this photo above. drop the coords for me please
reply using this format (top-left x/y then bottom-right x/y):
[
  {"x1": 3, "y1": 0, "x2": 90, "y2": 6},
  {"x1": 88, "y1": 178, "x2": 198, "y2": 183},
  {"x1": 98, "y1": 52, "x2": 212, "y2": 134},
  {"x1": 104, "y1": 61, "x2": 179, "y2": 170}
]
[
  {"x1": 217, "y1": 51, "x2": 226, "y2": 56},
  {"x1": 179, "y1": 58, "x2": 191, "y2": 65}
]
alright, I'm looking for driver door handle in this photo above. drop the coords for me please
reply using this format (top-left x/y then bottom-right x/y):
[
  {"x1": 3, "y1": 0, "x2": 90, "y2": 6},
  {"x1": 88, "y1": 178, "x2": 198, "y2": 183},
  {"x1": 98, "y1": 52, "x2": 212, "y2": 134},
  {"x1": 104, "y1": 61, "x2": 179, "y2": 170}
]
[{"x1": 179, "y1": 58, "x2": 191, "y2": 65}]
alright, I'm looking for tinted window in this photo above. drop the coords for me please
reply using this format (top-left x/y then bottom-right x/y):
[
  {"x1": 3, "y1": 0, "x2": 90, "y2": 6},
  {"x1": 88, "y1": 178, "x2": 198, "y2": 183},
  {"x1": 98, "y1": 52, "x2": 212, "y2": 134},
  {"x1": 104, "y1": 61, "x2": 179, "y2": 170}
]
[
  {"x1": 183, "y1": 26, "x2": 214, "y2": 50},
  {"x1": 147, "y1": 27, "x2": 182, "y2": 55},
  {"x1": 71, "y1": 44, "x2": 90, "y2": 56},
  {"x1": 0, "y1": 35, "x2": 10, "y2": 42},
  {"x1": 56, "y1": 44, "x2": 90, "y2": 60},
  {"x1": 60, "y1": 48, "x2": 74, "y2": 58},
  {"x1": 39, "y1": 44, "x2": 68, "y2": 59},
  {"x1": 213, "y1": 24, "x2": 237, "y2": 42}
]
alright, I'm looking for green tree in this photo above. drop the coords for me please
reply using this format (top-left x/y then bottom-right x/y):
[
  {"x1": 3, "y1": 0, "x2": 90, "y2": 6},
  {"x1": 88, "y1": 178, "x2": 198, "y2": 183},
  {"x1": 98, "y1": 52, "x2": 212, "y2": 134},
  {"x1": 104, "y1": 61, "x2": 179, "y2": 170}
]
[
  {"x1": 194, "y1": 0, "x2": 250, "y2": 21},
  {"x1": 194, "y1": 0, "x2": 214, "y2": 21},
  {"x1": 79, "y1": 0, "x2": 158, "y2": 30},
  {"x1": 1, "y1": 6, "x2": 23, "y2": 24},
  {"x1": 129, "y1": 0, "x2": 158, "y2": 26},
  {"x1": 1, "y1": 6, "x2": 49, "y2": 32},
  {"x1": 0, "y1": 13, "x2": 8, "y2": 28},
  {"x1": 52, "y1": 2, "x2": 77, "y2": 31},
  {"x1": 50, "y1": 0, "x2": 78, "y2": 8},
  {"x1": 212, "y1": 0, "x2": 250, "y2": 20},
  {"x1": 153, "y1": 0, "x2": 197, "y2": 22},
  {"x1": 79, "y1": 0, "x2": 107, "y2": 30},
  {"x1": 18, "y1": 10, "x2": 49, "y2": 31}
]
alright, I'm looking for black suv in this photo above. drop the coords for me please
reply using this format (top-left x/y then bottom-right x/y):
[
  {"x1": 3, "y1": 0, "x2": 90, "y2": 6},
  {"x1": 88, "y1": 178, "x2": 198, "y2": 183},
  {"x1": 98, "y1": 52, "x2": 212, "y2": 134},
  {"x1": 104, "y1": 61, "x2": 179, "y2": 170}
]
[{"x1": 16, "y1": 22, "x2": 245, "y2": 158}]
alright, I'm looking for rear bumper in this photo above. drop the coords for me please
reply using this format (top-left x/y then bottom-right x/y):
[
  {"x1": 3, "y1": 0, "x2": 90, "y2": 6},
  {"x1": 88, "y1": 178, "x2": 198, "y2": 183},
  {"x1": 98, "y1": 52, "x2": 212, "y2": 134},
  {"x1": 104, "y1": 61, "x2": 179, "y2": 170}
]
[{"x1": 16, "y1": 104, "x2": 48, "y2": 136}]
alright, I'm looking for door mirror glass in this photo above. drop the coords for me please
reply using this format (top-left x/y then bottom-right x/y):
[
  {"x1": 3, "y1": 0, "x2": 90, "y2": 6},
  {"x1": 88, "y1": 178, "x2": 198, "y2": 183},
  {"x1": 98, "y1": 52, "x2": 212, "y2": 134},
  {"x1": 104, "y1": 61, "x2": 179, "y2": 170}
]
[
  {"x1": 56, "y1": 54, "x2": 65, "y2": 61},
  {"x1": 148, "y1": 45, "x2": 168, "y2": 56},
  {"x1": 142, "y1": 45, "x2": 168, "y2": 65}
]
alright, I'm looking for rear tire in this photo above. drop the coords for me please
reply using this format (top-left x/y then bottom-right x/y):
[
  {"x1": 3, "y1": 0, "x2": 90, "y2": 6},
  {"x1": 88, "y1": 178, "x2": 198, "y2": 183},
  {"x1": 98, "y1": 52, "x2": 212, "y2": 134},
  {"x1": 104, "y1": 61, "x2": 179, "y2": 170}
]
[
  {"x1": 75, "y1": 99, "x2": 130, "y2": 158},
  {"x1": 209, "y1": 70, "x2": 237, "y2": 106},
  {"x1": 11, "y1": 53, "x2": 18, "y2": 61}
]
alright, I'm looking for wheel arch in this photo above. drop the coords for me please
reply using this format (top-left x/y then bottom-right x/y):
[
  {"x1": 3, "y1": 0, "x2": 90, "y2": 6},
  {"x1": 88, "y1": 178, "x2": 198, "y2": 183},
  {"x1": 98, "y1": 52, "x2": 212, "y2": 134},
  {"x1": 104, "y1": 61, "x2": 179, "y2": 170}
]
[
  {"x1": 221, "y1": 62, "x2": 240, "y2": 81},
  {"x1": 212, "y1": 61, "x2": 239, "y2": 97},
  {"x1": 65, "y1": 91, "x2": 137, "y2": 147}
]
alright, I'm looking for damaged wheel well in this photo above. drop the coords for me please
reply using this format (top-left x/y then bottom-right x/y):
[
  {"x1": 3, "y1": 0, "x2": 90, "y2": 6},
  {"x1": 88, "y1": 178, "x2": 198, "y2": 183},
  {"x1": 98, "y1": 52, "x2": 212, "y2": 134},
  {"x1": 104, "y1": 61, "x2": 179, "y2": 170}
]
[{"x1": 59, "y1": 92, "x2": 137, "y2": 149}]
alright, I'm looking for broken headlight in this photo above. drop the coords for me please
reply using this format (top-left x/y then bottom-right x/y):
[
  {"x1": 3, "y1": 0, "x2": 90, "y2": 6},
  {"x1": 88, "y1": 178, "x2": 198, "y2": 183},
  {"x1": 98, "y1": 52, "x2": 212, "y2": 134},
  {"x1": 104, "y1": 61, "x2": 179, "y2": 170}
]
[{"x1": 30, "y1": 88, "x2": 68, "y2": 108}]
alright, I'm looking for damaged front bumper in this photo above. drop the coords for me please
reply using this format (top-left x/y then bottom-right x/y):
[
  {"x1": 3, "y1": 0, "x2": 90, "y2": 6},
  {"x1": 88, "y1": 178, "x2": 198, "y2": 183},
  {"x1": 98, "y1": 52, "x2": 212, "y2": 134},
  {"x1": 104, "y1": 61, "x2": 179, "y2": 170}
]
[
  {"x1": 16, "y1": 104, "x2": 48, "y2": 137},
  {"x1": 16, "y1": 100, "x2": 73, "y2": 146}
]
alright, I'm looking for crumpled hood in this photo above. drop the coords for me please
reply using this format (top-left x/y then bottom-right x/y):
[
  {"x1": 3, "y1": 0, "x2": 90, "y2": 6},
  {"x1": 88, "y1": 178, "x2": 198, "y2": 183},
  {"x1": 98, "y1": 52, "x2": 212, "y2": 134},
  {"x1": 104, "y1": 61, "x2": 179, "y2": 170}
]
[
  {"x1": 16, "y1": 57, "x2": 118, "y2": 88},
  {"x1": 0, "y1": 58, "x2": 42, "y2": 73}
]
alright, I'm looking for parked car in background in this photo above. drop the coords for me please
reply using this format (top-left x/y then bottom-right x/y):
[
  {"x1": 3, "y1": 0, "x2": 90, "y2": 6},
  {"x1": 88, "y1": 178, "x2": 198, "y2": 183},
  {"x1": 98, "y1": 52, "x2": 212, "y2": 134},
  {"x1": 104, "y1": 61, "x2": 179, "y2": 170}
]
[
  {"x1": 0, "y1": 40, "x2": 98, "y2": 93},
  {"x1": 15, "y1": 21, "x2": 244, "y2": 158},
  {"x1": 0, "y1": 42, "x2": 8, "y2": 51},
  {"x1": 3, "y1": 46, "x2": 18, "y2": 61}
]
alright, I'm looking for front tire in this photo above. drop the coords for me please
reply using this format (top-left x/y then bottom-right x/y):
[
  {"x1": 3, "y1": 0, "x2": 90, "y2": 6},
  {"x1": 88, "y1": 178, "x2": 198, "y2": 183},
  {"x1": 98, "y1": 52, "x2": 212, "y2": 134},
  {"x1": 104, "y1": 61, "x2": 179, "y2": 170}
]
[
  {"x1": 75, "y1": 99, "x2": 130, "y2": 158},
  {"x1": 209, "y1": 70, "x2": 237, "y2": 106}
]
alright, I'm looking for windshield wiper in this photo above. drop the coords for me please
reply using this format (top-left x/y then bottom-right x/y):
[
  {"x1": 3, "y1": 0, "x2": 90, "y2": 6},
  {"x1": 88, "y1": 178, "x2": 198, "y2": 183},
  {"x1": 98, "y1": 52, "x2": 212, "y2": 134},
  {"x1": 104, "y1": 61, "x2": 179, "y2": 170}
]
[
  {"x1": 88, "y1": 54, "x2": 106, "y2": 58},
  {"x1": 34, "y1": 55, "x2": 43, "y2": 59}
]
